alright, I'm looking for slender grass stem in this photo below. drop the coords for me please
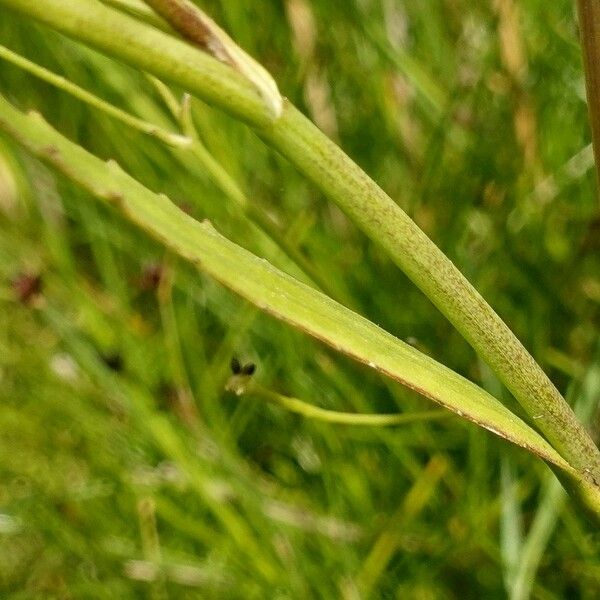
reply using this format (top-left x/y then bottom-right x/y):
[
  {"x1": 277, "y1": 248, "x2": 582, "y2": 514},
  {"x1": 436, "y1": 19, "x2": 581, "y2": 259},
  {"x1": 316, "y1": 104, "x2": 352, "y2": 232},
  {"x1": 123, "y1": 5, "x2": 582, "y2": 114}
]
[
  {"x1": 577, "y1": 0, "x2": 600, "y2": 190},
  {"x1": 118, "y1": 0, "x2": 600, "y2": 479},
  {"x1": 240, "y1": 384, "x2": 450, "y2": 426},
  {"x1": 0, "y1": 44, "x2": 191, "y2": 148},
  {"x1": 260, "y1": 101, "x2": 600, "y2": 482},
  {"x1": 147, "y1": 75, "x2": 183, "y2": 121}
]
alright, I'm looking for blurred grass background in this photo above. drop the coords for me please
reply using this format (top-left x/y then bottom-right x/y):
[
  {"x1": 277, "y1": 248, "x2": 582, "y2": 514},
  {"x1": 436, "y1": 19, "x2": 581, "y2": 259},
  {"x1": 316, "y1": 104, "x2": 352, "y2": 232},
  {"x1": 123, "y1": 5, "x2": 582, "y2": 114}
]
[{"x1": 1, "y1": 0, "x2": 600, "y2": 597}]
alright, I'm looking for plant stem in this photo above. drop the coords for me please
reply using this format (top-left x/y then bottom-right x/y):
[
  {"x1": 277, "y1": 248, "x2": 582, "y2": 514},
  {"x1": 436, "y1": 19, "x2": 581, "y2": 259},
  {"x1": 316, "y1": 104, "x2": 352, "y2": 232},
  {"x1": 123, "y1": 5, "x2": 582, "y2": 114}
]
[
  {"x1": 0, "y1": 44, "x2": 190, "y2": 148},
  {"x1": 2, "y1": 0, "x2": 600, "y2": 485},
  {"x1": 242, "y1": 384, "x2": 450, "y2": 427},
  {"x1": 577, "y1": 0, "x2": 600, "y2": 190}
]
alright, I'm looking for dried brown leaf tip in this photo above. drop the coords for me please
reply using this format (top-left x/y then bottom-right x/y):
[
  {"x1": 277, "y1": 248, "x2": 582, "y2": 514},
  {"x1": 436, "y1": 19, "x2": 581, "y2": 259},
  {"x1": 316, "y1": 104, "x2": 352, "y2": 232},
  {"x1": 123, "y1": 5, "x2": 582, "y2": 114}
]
[{"x1": 144, "y1": 0, "x2": 283, "y2": 119}]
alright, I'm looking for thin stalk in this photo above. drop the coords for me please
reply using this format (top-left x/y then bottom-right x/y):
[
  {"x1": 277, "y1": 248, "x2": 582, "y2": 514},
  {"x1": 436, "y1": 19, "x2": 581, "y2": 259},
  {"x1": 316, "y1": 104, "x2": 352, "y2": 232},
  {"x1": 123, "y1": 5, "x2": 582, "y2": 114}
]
[
  {"x1": 241, "y1": 384, "x2": 450, "y2": 427},
  {"x1": 147, "y1": 75, "x2": 182, "y2": 119},
  {"x1": 577, "y1": 0, "x2": 600, "y2": 190},
  {"x1": 0, "y1": 44, "x2": 191, "y2": 148},
  {"x1": 1, "y1": 0, "x2": 599, "y2": 487}
]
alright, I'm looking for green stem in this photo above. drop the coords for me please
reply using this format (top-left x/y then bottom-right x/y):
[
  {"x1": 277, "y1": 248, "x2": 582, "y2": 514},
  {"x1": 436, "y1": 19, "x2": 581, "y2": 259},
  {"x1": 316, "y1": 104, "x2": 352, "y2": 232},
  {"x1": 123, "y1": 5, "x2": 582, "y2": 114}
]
[
  {"x1": 1, "y1": 0, "x2": 599, "y2": 485},
  {"x1": 259, "y1": 101, "x2": 600, "y2": 479},
  {"x1": 243, "y1": 384, "x2": 450, "y2": 426},
  {"x1": 0, "y1": 44, "x2": 190, "y2": 148},
  {"x1": 577, "y1": 0, "x2": 600, "y2": 191}
]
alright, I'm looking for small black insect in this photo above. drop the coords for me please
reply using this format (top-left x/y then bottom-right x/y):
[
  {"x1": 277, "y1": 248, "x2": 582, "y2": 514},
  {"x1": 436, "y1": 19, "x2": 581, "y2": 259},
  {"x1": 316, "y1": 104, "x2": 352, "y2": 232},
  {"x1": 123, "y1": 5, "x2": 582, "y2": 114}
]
[{"x1": 230, "y1": 356, "x2": 256, "y2": 376}]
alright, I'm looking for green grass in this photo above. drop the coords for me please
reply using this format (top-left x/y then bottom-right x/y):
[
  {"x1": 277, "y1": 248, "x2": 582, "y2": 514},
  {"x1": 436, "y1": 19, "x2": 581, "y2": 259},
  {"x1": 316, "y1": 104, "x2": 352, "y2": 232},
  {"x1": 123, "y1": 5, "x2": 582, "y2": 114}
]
[{"x1": 1, "y1": 0, "x2": 600, "y2": 598}]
